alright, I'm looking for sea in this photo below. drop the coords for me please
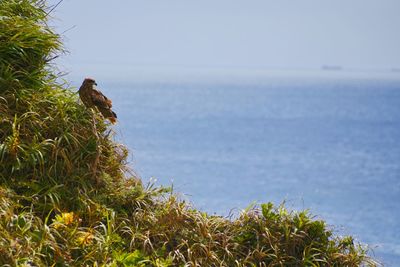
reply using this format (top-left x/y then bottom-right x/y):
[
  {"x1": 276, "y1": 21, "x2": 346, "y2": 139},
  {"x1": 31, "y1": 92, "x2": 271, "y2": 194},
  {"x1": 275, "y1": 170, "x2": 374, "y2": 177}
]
[{"x1": 93, "y1": 69, "x2": 400, "y2": 265}]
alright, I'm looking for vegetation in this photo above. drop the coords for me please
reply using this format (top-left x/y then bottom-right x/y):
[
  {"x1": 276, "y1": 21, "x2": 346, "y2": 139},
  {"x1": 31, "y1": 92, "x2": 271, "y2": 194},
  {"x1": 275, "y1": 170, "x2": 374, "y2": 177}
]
[{"x1": 0, "y1": 0, "x2": 378, "y2": 266}]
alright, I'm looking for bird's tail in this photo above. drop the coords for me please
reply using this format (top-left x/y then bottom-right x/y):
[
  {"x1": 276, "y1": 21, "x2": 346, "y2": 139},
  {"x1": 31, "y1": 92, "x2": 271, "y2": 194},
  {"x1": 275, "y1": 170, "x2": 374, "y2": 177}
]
[
  {"x1": 109, "y1": 116, "x2": 117, "y2": 124},
  {"x1": 99, "y1": 108, "x2": 117, "y2": 124}
]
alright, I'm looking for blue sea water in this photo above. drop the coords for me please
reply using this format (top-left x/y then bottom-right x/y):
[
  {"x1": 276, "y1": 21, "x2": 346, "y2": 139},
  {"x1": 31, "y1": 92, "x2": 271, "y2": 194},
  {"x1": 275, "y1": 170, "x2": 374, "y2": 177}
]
[{"x1": 102, "y1": 72, "x2": 400, "y2": 265}]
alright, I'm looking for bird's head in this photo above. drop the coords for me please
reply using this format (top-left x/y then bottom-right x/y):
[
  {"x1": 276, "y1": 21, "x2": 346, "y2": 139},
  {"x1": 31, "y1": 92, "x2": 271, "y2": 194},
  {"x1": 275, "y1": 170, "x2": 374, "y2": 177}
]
[{"x1": 83, "y1": 77, "x2": 97, "y2": 86}]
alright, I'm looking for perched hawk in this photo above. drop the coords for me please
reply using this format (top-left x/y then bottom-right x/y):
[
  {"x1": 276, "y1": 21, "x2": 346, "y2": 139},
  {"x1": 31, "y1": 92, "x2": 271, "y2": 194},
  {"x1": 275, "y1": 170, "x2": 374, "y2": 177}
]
[{"x1": 79, "y1": 78, "x2": 117, "y2": 124}]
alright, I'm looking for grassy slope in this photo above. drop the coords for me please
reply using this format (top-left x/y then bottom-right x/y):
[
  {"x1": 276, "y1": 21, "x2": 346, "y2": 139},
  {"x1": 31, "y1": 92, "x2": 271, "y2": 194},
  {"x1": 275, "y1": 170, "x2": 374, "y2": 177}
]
[{"x1": 0, "y1": 1, "x2": 378, "y2": 266}]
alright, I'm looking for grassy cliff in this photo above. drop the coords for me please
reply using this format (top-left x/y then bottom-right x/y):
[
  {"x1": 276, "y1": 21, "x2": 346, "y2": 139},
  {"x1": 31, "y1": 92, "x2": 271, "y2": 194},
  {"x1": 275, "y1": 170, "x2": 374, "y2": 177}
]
[{"x1": 0, "y1": 1, "x2": 378, "y2": 266}]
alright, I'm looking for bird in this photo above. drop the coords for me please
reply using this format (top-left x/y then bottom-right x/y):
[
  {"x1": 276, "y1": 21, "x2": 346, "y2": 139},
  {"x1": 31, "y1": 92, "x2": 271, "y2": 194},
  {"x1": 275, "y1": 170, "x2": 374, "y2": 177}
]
[{"x1": 78, "y1": 77, "x2": 117, "y2": 124}]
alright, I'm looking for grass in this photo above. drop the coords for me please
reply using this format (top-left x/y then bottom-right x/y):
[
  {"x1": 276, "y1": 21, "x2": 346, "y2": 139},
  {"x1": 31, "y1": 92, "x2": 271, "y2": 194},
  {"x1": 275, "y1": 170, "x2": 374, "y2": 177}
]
[{"x1": 0, "y1": 0, "x2": 380, "y2": 266}]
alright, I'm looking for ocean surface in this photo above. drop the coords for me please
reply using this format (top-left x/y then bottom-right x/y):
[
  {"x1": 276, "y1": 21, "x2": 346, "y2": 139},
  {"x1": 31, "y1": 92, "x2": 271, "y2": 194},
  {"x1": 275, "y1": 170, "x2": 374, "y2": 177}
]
[{"x1": 100, "y1": 71, "x2": 400, "y2": 265}]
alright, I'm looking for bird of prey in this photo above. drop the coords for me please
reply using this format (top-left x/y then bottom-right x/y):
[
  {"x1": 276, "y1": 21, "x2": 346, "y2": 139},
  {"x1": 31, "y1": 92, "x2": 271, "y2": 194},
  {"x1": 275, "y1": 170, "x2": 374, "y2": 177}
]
[{"x1": 78, "y1": 78, "x2": 117, "y2": 124}]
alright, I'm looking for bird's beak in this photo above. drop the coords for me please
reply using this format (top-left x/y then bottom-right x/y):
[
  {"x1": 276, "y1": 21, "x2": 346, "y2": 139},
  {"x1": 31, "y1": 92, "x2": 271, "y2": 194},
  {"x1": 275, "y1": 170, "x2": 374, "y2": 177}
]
[{"x1": 94, "y1": 82, "x2": 98, "y2": 86}]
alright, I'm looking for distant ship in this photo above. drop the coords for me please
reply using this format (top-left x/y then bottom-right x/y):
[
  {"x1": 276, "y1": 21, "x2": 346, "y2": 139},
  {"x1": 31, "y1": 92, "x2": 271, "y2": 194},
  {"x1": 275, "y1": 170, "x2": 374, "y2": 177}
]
[{"x1": 321, "y1": 65, "x2": 343, "y2": 71}]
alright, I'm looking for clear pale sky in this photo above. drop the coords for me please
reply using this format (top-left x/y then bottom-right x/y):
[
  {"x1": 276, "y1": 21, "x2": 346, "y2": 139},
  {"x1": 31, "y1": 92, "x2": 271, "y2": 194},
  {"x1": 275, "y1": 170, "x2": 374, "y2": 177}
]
[{"x1": 50, "y1": 0, "x2": 400, "y2": 76}]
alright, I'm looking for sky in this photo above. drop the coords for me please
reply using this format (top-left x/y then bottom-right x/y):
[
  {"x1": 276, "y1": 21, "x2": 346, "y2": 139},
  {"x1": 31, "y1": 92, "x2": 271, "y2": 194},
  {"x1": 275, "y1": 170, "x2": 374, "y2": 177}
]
[{"x1": 50, "y1": 0, "x2": 400, "y2": 79}]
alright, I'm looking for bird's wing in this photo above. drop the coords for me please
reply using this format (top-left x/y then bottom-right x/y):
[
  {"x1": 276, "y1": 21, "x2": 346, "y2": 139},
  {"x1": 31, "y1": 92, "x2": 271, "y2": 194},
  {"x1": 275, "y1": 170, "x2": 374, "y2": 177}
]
[{"x1": 91, "y1": 88, "x2": 112, "y2": 108}]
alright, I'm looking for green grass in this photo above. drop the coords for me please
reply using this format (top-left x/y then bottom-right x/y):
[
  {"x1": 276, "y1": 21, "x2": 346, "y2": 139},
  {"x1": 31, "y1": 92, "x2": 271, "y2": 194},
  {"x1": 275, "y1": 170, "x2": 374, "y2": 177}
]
[{"x1": 0, "y1": 0, "x2": 380, "y2": 266}]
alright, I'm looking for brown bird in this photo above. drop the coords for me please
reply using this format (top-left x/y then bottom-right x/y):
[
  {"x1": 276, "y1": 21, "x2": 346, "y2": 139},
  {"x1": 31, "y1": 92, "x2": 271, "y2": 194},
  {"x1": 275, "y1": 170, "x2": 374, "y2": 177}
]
[{"x1": 79, "y1": 77, "x2": 117, "y2": 124}]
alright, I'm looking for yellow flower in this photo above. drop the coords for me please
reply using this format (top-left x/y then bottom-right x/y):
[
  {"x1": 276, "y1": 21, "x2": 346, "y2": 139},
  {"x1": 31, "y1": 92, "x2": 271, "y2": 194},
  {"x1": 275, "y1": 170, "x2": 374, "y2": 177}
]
[
  {"x1": 53, "y1": 212, "x2": 77, "y2": 228},
  {"x1": 60, "y1": 212, "x2": 75, "y2": 225},
  {"x1": 77, "y1": 232, "x2": 94, "y2": 245}
]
